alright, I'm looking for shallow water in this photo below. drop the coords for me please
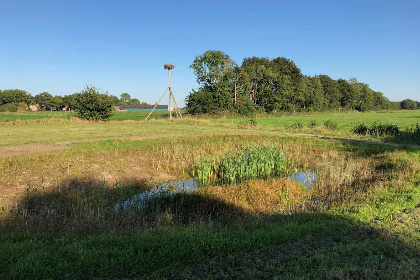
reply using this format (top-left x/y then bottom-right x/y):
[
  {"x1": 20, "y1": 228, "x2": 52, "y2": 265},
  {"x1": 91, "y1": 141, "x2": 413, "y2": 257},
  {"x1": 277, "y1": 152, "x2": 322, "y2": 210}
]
[
  {"x1": 288, "y1": 172, "x2": 317, "y2": 188},
  {"x1": 115, "y1": 178, "x2": 198, "y2": 211},
  {"x1": 116, "y1": 172, "x2": 317, "y2": 211}
]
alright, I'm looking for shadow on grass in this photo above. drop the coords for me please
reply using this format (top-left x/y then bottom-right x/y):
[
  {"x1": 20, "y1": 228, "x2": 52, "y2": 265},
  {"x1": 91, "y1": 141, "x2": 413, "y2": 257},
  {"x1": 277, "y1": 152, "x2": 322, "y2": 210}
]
[
  {"x1": 386, "y1": 130, "x2": 420, "y2": 145},
  {"x1": 338, "y1": 138, "x2": 419, "y2": 158},
  {"x1": 0, "y1": 177, "x2": 419, "y2": 279},
  {"x1": 1, "y1": 177, "x2": 255, "y2": 234}
]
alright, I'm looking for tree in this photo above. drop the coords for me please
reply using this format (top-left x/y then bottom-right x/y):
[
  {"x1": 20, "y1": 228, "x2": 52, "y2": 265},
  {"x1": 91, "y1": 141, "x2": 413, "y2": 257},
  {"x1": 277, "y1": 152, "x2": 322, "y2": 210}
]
[
  {"x1": 190, "y1": 50, "x2": 236, "y2": 87},
  {"x1": 318, "y1": 75, "x2": 341, "y2": 109},
  {"x1": 400, "y1": 99, "x2": 417, "y2": 110},
  {"x1": 62, "y1": 94, "x2": 78, "y2": 109},
  {"x1": 186, "y1": 50, "x2": 237, "y2": 114},
  {"x1": 73, "y1": 86, "x2": 114, "y2": 121},
  {"x1": 372, "y1": 91, "x2": 390, "y2": 110},
  {"x1": 357, "y1": 83, "x2": 375, "y2": 111},
  {"x1": 186, "y1": 51, "x2": 395, "y2": 115},
  {"x1": 52, "y1": 95, "x2": 64, "y2": 110},
  {"x1": 130, "y1": 98, "x2": 141, "y2": 105},
  {"x1": 0, "y1": 89, "x2": 33, "y2": 105},
  {"x1": 302, "y1": 76, "x2": 326, "y2": 111},
  {"x1": 240, "y1": 57, "x2": 271, "y2": 104},
  {"x1": 109, "y1": 95, "x2": 120, "y2": 106},
  {"x1": 35, "y1": 92, "x2": 54, "y2": 110},
  {"x1": 120, "y1": 93, "x2": 131, "y2": 104},
  {"x1": 338, "y1": 79, "x2": 356, "y2": 109},
  {"x1": 389, "y1": 101, "x2": 401, "y2": 110}
]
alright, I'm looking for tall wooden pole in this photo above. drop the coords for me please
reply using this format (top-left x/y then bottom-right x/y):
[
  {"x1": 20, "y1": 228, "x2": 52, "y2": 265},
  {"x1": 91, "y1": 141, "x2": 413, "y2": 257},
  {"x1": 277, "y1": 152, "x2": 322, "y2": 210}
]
[
  {"x1": 168, "y1": 69, "x2": 172, "y2": 120},
  {"x1": 146, "y1": 64, "x2": 181, "y2": 121}
]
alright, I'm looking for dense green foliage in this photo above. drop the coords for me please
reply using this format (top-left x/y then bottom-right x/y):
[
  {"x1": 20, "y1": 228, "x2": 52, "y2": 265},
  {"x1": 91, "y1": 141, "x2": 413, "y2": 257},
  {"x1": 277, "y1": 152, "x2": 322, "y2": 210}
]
[
  {"x1": 352, "y1": 122, "x2": 420, "y2": 144},
  {"x1": 323, "y1": 119, "x2": 338, "y2": 130},
  {"x1": 352, "y1": 122, "x2": 400, "y2": 136},
  {"x1": 0, "y1": 89, "x2": 33, "y2": 105},
  {"x1": 72, "y1": 86, "x2": 114, "y2": 121},
  {"x1": 114, "y1": 92, "x2": 146, "y2": 106},
  {"x1": 192, "y1": 146, "x2": 286, "y2": 185},
  {"x1": 34, "y1": 92, "x2": 64, "y2": 110},
  {"x1": 400, "y1": 99, "x2": 418, "y2": 110},
  {"x1": 0, "y1": 89, "x2": 147, "y2": 111},
  {"x1": 185, "y1": 50, "x2": 416, "y2": 115},
  {"x1": 0, "y1": 103, "x2": 18, "y2": 112},
  {"x1": 186, "y1": 50, "x2": 259, "y2": 116}
]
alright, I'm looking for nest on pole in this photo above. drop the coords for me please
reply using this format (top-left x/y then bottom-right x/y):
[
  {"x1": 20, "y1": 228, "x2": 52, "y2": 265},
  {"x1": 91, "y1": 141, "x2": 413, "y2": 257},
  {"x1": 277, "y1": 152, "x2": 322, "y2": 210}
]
[{"x1": 164, "y1": 64, "x2": 175, "y2": 70}]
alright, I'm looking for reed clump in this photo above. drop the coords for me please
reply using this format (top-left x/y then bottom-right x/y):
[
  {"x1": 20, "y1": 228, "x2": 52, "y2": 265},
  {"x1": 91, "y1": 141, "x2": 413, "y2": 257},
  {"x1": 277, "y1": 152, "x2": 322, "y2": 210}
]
[
  {"x1": 352, "y1": 122, "x2": 400, "y2": 136},
  {"x1": 192, "y1": 146, "x2": 287, "y2": 185}
]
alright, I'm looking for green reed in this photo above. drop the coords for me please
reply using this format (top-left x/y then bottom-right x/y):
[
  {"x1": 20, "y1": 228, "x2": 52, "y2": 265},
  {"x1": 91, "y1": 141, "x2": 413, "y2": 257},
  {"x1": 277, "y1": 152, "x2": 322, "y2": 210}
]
[{"x1": 192, "y1": 146, "x2": 286, "y2": 185}]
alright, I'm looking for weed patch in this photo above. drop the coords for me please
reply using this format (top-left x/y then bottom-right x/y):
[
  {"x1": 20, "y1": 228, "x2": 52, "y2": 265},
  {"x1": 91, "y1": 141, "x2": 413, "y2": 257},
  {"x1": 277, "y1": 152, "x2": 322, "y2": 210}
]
[
  {"x1": 323, "y1": 120, "x2": 338, "y2": 130},
  {"x1": 192, "y1": 146, "x2": 287, "y2": 185},
  {"x1": 352, "y1": 122, "x2": 400, "y2": 136}
]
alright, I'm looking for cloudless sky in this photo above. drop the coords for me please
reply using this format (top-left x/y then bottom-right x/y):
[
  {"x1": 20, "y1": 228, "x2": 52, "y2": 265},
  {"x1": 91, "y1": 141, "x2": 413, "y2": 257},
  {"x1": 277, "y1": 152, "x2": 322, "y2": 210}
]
[{"x1": 1, "y1": 0, "x2": 419, "y2": 105}]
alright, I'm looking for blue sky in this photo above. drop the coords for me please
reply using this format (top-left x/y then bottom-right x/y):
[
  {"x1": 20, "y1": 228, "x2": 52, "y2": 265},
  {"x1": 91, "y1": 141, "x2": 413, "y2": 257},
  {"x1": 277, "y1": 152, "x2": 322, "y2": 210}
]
[{"x1": 1, "y1": 0, "x2": 419, "y2": 105}]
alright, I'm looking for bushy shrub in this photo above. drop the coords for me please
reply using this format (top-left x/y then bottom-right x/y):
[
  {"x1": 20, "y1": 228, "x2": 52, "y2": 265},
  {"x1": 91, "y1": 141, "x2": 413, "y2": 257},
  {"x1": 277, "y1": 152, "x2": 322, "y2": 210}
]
[
  {"x1": 16, "y1": 102, "x2": 29, "y2": 111},
  {"x1": 414, "y1": 123, "x2": 420, "y2": 139},
  {"x1": 403, "y1": 123, "x2": 420, "y2": 144},
  {"x1": 352, "y1": 122, "x2": 400, "y2": 136},
  {"x1": 0, "y1": 103, "x2": 18, "y2": 112},
  {"x1": 234, "y1": 99, "x2": 259, "y2": 116},
  {"x1": 73, "y1": 86, "x2": 114, "y2": 121},
  {"x1": 323, "y1": 120, "x2": 338, "y2": 130},
  {"x1": 308, "y1": 119, "x2": 318, "y2": 128},
  {"x1": 370, "y1": 122, "x2": 400, "y2": 136},
  {"x1": 289, "y1": 122, "x2": 303, "y2": 129},
  {"x1": 352, "y1": 123, "x2": 369, "y2": 135}
]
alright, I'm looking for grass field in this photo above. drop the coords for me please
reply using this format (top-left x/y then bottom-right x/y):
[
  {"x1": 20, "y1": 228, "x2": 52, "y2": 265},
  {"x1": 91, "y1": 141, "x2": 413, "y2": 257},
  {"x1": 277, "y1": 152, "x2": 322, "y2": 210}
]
[
  {"x1": 215, "y1": 109, "x2": 420, "y2": 130},
  {"x1": 0, "y1": 110, "x2": 419, "y2": 279},
  {"x1": 1, "y1": 110, "x2": 419, "y2": 146},
  {"x1": 0, "y1": 110, "x2": 178, "y2": 122}
]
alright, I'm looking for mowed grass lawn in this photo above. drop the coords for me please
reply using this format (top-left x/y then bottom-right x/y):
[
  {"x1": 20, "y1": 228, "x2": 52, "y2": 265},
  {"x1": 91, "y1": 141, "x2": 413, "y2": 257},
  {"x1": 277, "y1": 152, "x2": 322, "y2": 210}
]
[
  {"x1": 0, "y1": 110, "x2": 176, "y2": 122},
  {"x1": 213, "y1": 109, "x2": 420, "y2": 131},
  {"x1": 1, "y1": 110, "x2": 419, "y2": 147}
]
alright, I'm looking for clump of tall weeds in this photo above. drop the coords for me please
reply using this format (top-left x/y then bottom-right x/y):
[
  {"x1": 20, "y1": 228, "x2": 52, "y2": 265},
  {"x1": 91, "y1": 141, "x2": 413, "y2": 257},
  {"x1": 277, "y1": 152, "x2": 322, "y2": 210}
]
[
  {"x1": 323, "y1": 120, "x2": 338, "y2": 130},
  {"x1": 192, "y1": 146, "x2": 287, "y2": 185},
  {"x1": 352, "y1": 122, "x2": 400, "y2": 136}
]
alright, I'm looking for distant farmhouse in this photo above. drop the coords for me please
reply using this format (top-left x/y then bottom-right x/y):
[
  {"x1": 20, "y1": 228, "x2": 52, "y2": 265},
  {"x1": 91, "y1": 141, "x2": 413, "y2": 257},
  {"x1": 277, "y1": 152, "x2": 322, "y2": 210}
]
[{"x1": 115, "y1": 105, "x2": 169, "y2": 111}]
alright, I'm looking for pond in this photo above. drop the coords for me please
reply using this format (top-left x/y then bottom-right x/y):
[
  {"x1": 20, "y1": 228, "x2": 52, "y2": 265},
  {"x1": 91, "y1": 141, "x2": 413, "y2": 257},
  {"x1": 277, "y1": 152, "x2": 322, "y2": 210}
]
[
  {"x1": 115, "y1": 178, "x2": 198, "y2": 211},
  {"x1": 116, "y1": 172, "x2": 317, "y2": 211}
]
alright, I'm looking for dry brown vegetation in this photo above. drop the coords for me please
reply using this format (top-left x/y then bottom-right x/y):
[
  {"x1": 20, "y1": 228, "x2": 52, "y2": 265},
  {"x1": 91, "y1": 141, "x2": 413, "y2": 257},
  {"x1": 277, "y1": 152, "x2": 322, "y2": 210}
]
[{"x1": 1, "y1": 134, "x2": 417, "y2": 235}]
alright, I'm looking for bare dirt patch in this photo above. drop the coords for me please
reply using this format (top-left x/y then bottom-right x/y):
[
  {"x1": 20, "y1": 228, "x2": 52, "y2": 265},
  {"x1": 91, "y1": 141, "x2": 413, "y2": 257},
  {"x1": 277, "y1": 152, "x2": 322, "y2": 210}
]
[{"x1": 0, "y1": 144, "x2": 67, "y2": 157}]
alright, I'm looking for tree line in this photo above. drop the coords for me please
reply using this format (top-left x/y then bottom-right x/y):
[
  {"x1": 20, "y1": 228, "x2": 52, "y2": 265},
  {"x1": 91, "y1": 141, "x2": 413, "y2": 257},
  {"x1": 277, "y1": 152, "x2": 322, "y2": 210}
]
[
  {"x1": 0, "y1": 89, "x2": 148, "y2": 111},
  {"x1": 186, "y1": 50, "x2": 419, "y2": 115}
]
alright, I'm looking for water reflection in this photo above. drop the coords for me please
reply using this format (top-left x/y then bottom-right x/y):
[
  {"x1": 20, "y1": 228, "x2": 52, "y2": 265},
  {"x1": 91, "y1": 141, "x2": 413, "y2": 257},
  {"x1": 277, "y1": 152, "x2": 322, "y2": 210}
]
[
  {"x1": 115, "y1": 178, "x2": 198, "y2": 211},
  {"x1": 116, "y1": 172, "x2": 317, "y2": 211},
  {"x1": 288, "y1": 172, "x2": 317, "y2": 188}
]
